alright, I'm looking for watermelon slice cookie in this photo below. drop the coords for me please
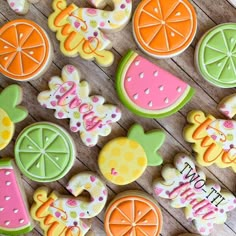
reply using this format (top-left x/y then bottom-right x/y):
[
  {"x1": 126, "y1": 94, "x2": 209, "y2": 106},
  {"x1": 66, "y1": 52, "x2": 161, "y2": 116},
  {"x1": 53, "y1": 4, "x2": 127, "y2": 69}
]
[
  {"x1": 116, "y1": 50, "x2": 195, "y2": 118},
  {"x1": 0, "y1": 159, "x2": 33, "y2": 235},
  {"x1": 14, "y1": 122, "x2": 76, "y2": 182},
  {"x1": 195, "y1": 23, "x2": 236, "y2": 88}
]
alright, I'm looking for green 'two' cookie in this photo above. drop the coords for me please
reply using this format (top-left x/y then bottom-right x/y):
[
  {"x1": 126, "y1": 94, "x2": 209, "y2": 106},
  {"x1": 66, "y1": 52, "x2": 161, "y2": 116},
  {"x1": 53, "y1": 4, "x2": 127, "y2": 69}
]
[
  {"x1": 195, "y1": 23, "x2": 236, "y2": 88},
  {"x1": 14, "y1": 122, "x2": 76, "y2": 182}
]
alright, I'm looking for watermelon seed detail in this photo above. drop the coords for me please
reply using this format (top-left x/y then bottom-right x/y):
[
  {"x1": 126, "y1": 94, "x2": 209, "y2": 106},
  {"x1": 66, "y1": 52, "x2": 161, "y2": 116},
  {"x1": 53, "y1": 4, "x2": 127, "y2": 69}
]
[
  {"x1": 5, "y1": 171, "x2": 11, "y2": 175},
  {"x1": 145, "y1": 88, "x2": 150, "y2": 94},
  {"x1": 5, "y1": 221, "x2": 10, "y2": 226},
  {"x1": 134, "y1": 94, "x2": 138, "y2": 100},
  {"x1": 154, "y1": 71, "x2": 158, "y2": 77},
  {"x1": 6, "y1": 181, "x2": 11, "y2": 186},
  {"x1": 5, "y1": 196, "x2": 10, "y2": 201},
  {"x1": 0, "y1": 208, "x2": 3, "y2": 211},
  {"x1": 159, "y1": 85, "x2": 164, "y2": 91},
  {"x1": 14, "y1": 209, "x2": 19, "y2": 213},
  {"x1": 139, "y1": 73, "x2": 144, "y2": 78}
]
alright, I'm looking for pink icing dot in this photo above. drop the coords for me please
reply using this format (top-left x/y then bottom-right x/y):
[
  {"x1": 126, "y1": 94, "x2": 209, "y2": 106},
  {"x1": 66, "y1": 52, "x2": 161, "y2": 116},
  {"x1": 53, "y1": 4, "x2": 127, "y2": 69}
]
[
  {"x1": 66, "y1": 199, "x2": 77, "y2": 206},
  {"x1": 86, "y1": 138, "x2": 91, "y2": 143},
  {"x1": 50, "y1": 101, "x2": 57, "y2": 107},
  {"x1": 55, "y1": 211, "x2": 61, "y2": 218},
  {"x1": 74, "y1": 21, "x2": 80, "y2": 28},
  {"x1": 87, "y1": 8, "x2": 97, "y2": 14},
  {"x1": 79, "y1": 212, "x2": 85, "y2": 217},
  {"x1": 67, "y1": 65, "x2": 75, "y2": 73},
  {"x1": 223, "y1": 120, "x2": 234, "y2": 128},
  {"x1": 92, "y1": 96, "x2": 99, "y2": 102},
  {"x1": 71, "y1": 126, "x2": 78, "y2": 132},
  {"x1": 200, "y1": 227, "x2": 206, "y2": 233},
  {"x1": 211, "y1": 135, "x2": 217, "y2": 140},
  {"x1": 100, "y1": 22, "x2": 105, "y2": 27},
  {"x1": 58, "y1": 112, "x2": 64, "y2": 118}
]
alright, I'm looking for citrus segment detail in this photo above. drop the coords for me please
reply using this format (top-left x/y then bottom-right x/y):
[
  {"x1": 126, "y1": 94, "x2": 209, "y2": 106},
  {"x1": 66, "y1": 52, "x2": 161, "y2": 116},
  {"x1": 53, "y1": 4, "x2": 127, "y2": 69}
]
[
  {"x1": 0, "y1": 19, "x2": 51, "y2": 81},
  {"x1": 196, "y1": 23, "x2": 236, "y2": 88},
  {"x1": 15, "y1": 122, "x2": 75, "y2": 182},
  {"x1": 105, "y1": 192, "x2": 163, "y2": 236},
  {"x1": 133, "y1": 0, "x2": 197, "y2": 58}
]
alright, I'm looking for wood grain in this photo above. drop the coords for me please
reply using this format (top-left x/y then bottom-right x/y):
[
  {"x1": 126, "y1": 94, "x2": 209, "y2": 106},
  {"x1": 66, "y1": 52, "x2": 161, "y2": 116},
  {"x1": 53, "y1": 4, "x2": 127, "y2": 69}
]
[{"x1": 0, "y1": 0, "x2": 235, "y2": 235}]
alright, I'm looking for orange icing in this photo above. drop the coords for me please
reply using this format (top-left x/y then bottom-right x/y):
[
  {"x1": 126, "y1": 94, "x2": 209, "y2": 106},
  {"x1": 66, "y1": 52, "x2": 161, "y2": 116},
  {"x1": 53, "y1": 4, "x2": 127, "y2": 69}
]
[
  {"x1": 105, "y1": 194, "x2": 162, "y2": 236},
  {"x1": 0, "y1": 19, "x2": 51, "y2": 81},
  {"x1": 133, "y1": 0, "x2": 197, "y2": 58}
]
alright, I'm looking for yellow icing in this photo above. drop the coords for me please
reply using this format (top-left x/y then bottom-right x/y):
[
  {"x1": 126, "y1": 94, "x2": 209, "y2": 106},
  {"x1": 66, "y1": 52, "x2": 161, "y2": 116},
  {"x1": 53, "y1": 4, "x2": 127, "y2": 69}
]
[
  {"x1": 98, "y1": 137, "x2": 147, "y2": 185},
  {"x1": 0, "y1": 108, "x2": 14, "y2": 151}
]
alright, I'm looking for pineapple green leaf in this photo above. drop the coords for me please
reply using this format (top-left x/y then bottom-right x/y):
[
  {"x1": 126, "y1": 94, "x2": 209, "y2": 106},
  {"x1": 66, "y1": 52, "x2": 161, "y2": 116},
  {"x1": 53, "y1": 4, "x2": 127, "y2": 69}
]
[
  {"x1": 128, "y1": 124, "x2": 166, "y2": 166},
  {"x1": 0, "y1": 85, "x2": 28, "y2": 123}
]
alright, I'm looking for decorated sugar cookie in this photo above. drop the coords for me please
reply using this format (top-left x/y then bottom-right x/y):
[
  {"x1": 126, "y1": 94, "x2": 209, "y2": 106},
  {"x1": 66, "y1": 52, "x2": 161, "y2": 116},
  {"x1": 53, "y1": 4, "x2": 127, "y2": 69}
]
[
  {"x1": 38, "y1": 65, "x2": 121, "y2": 147},
  {"x1": 229, "y1": 0, "x2": 236, "y2": 7},
  {"x1": 31, "y1": 172, "x2": 108, "y2": 236},
  {"x1": 14, "y1": 122, "x2": 76, "y2": 182},
  {"x1": 133, "y1": 0, "x2": 197, "y2": 58},
  {"x1": 116, "y1": 50, "x2": 194, "y2": 118},
  {"x1": 0, "y1": 19, "x2": 52, "y2": 81},
  {"x1": 0, "y1": 159, "x2": 33, "y2": 235},
  {"x1": 0, "y1": 85, "x2": 28, "y2": 151},
  {"x1": 98, "y1": 124, "x2": 165, "y2": 185},
  {"x1": 105, "y1": 191, "x2": 163, "y2": 236},
  {"x1": 218, "y1": 93, "x2": 236, "y2": 118},
  {"x1": 153, "y1": 153, "x2": 236, "y2": 236},
  {"x1": 184, "y1": 110, "x2": 236, "y2": 172},
  {"x1": 7, "y1": 0, "x2": 40, "y2": 15},
  {"x1": 48, "y1": 0, "x2": 132, "y2": 66},
  {"x1": 195, "y1": 23, "x2": 236, "y2": 88}
]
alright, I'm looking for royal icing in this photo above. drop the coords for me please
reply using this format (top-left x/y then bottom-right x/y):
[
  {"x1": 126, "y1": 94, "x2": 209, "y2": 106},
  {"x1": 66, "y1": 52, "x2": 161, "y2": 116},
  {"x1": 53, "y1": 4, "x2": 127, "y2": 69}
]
[
  {"x1": 6, "y1": 0, "x2": 40, "y2": 14},
  {"x1": 14, "y1": 122, "x2": 76, "y2": 182},
  {"x1": 0, "y1": 159, "x2": 33, "y2": 235},
  {"x1": 98, "y1": 124, "x2": 165, "y2": 185},
  {"x1": 0, "y1": 19, "x2": 51, "y2": 81},
  {"x1": 229, "y1": 0, "x2": 236, "y2": 7},
  {"x1": 133, "y1": 0, "x2": 197, "y2": 58},
  {"x1": 116, "y1": 50, "x2": 194, "y2": 118},
  {"x1": 153, "y1": 154, "x2": 236, "y2": 235},
  {"x1": 48, "y1": 0, "x2": 132, "y2": 66},
  {"x1": 218, "y1": 93, "x2": 236, "y2": 119},
  {"x1": 38, "y1": 65, "x2": 121, "y2": 147},
  {"x1": 184, "y1": 110, "x2": 236, "y2": 172},
  {"x1": 0, "y1": 85, "x2": 28, "y2": 151},
  {"x1": 31, "y1": 172, "x2": 108, "y2": 236},
  {"x1": 105, "y1": 191, "x2": 163, "y2": 236},
  {"x1": 196, "y1": 23, "x2": 236, "y2": 88}
]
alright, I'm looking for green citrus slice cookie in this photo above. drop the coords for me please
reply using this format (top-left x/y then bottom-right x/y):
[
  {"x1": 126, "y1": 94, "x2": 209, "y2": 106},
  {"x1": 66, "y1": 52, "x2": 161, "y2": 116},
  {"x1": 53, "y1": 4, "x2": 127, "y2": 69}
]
[
  {"x1": 196, "y1": 23, "x2": 236, "y2": 88},
  {"x1": 14, "y1": 122, "x2": 76, "y2": 182}
]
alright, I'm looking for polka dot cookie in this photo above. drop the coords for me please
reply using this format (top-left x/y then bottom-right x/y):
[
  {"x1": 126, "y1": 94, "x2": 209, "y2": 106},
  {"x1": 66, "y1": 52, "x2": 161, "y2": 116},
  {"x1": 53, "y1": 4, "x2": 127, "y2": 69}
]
[
  {"x1": 0, "y1": 85, "x2": 28, "y2": 151},
  {"x1": 153, "y1": 153, "x2": 236, "y2": 236},
  {"x1": 98, "y1": 124, "x2": 165, "y2": 185},
  {"x1": 7, "y1": 0, "x2": 40, "y2": 15}
]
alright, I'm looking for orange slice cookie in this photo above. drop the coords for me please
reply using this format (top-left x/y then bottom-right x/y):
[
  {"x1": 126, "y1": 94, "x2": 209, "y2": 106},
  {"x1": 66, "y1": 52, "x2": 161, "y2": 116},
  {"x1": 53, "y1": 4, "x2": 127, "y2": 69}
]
[
  {"x1": 105, "y1": 191, "x2": 163, "y2": 236},
  {"x1": 0, "y1": 19, "x2": 52, "y2": 81},
  {"x1": 133, "y1": 0, "x2": 197, "y2": 58}
]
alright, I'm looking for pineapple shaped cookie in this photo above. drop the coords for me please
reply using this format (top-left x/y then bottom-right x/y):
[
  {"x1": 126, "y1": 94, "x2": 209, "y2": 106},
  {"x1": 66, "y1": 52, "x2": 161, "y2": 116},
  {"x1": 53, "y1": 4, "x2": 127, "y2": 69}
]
[
  {"x1": 98, "y1": 124, "x2": 166, "y2": 185},
  {"x1": 0, "y1": 85, "x2": 28, "y2": 150}
]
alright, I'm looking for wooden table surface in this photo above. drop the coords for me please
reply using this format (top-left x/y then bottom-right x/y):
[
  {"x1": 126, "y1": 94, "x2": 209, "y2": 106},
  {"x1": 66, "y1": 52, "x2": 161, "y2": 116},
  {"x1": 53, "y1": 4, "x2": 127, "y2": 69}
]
[{"x1": 0, "y1": 0, "x2": 236, "y2": 235}]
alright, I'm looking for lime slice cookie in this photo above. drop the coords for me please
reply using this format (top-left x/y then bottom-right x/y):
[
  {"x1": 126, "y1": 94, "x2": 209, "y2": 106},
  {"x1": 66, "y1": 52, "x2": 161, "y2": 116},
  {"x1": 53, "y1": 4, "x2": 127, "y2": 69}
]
[
  {"x1": 196, "y1": 23, "x2": 236, "y2": 88},
  {"x1": 15, "y1": 122, "x2": 76, "y2": 182}
]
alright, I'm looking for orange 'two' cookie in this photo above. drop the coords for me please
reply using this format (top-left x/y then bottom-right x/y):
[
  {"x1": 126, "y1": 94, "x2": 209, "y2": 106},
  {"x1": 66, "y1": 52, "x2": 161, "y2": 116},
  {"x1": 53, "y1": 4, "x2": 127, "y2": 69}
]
[
  {"x1": 0, "y1": 19, "x2": 53, "y2": 81},
  {"x1": 133, "y1": 0, "x2": 197, "y2": 58},
  {"x1": 104, "y1": 191, "x2": 163, "y2": 236}
]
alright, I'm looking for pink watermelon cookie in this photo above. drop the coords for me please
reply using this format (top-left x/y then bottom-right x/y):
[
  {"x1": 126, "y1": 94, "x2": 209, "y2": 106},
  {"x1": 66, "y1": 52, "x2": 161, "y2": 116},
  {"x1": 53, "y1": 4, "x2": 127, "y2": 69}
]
[
  {"x1": 0, "y1": 159, "x2": 33, "y2": 235},
  {"x1": 116, "y1": 50, "x2": 195, "y2": 118}
]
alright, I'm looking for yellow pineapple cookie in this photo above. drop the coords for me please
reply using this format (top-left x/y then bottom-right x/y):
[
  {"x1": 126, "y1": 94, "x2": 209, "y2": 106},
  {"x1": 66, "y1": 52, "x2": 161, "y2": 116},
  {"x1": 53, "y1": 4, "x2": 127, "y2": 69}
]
[
  {"x1": 0, "y1": 85, "x2": 28, "y2": 150},
  {"x1": 98, "y1": 124, "x2": 166, "y2": 185}
]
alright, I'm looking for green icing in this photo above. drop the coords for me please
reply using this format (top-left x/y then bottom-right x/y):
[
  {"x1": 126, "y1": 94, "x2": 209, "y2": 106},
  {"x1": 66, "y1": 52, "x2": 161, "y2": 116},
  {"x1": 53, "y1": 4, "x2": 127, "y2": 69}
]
[
  {"x1": 128, "y1": 124, "x2": 165, "y2": 166},
  {"x1": 197, "y1": 23, "x2": 236, "y2": 88},
  {"x1": 14, "y1": 122, "x2": 75, "y2": 182},
  {"x1": 0, "y1": 85, "x2": 28, "y2": 123},
  {"x1": 116, "y1": 50, "x2": 195, "y2": 118}
]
